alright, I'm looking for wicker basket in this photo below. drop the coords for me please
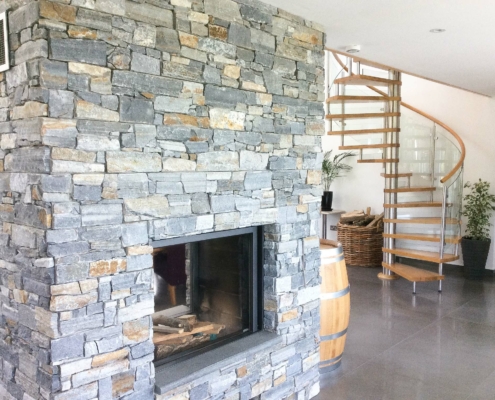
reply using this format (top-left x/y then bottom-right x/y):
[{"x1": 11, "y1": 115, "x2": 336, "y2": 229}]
[{"x1": 337, "y1": 222, "x2": 383, "y2": 267}]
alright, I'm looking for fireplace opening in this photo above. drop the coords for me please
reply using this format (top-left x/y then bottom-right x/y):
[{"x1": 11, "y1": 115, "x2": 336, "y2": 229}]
[{"x1": 152, "y1": 227, "x2": 262, "y2": 365}]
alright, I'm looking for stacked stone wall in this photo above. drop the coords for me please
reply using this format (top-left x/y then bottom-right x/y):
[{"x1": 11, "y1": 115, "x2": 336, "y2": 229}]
[{"x1": 0, "y1": 0, "x2": 326, "y2": 398}]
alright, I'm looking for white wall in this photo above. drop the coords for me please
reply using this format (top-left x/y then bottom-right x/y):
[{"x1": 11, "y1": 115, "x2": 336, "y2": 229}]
[{"x1": 322, "y1": 73, "x2": 495, "y2": 270}]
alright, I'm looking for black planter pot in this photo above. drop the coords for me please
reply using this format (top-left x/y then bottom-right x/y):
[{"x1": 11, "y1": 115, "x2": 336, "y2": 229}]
[
  {"x1": 321, "y1": 191, "x2": 333, "y2": 211},
  {"x1": 461, "y1": 237, "x2": 491, "y2": 280}
]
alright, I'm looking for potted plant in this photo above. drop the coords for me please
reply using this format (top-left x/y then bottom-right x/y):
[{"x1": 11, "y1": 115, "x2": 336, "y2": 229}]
[
  {"x1": 461, "y1": 179, "x2": 495, "y2": 280},
  {"x1": 321, "y1": 150, "x2": 356, "y2": 211}
]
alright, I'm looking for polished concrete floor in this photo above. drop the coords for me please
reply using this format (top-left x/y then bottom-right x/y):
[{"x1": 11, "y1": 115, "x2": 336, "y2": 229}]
[{"x1": 316, "y1": 264, "x2": 495, "y2": 400}]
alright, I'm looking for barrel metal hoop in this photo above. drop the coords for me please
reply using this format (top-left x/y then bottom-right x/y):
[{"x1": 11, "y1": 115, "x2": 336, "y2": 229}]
[
  {"x1": 321, "y1": 328, "x2": 348, "y2": 342},
  {"x1": 321, "y1": 253, "x2": 345, "y2": 263},
  {"x1": 320, "y1": 285, "x2": 350, "y2": 300},
  {"x1": 319, "y1": 360, "x2": 342, "y2": 373}
]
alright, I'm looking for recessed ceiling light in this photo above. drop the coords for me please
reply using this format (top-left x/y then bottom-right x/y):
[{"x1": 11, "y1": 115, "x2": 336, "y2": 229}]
[
  {"x1": 345, "y1": 45, "x2": 361, "y2": 54},
  {"x1": 430, "y1": 29, "x2": 446, "y2": 33}
]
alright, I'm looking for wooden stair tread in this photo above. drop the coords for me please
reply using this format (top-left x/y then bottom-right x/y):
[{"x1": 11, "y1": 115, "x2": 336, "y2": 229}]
[
  {"x1": 339, "y1": 143, "x2": 400, "y2": 150},
  {"x1": 326, "y1": 112, "x2": 401, "y2": 120},
  {"x1": 382, "y1": 248, "x2": 459, "y2": 263},
  {"x1": 381, "y1": 173, "x2": 413, "y2": 178},
  {"x1": 358, "y1": 158, "x2": 399, "y2": 164},
  {"x1": 328, "y1": 128, "x2": 400, "y2": 135},
  {"x1": 384, "y1": 187, "x2": 436, "y2": 193},
  {"x1": 334, "y1": 75, "x2": 402, "y2": 87},
  {"x1": 384, "y1": 217, "x2": 459, "y2": 225},
  {"x1": 326, "y1": 95, "x2": 401, "y2": 104},
  {"x1": 383, "y1": 233, "x2": 461, "y2": 244},
  {"x1": 384, "y1": 201, "x2": 443, "y2": 208},
  {"x1": 382, "y1": 262, "x2": 444, "y2": 282}
]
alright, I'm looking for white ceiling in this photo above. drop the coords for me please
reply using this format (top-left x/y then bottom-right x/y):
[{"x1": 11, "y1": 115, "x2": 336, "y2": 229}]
[{"x1": 264, "y1": 0, "x2": 495, "y2": 97}]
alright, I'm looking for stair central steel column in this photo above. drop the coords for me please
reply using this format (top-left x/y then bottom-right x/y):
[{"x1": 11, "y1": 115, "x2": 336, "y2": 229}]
[{"x1": 378, "y1": 70, "x2": 401, "y2": 281}]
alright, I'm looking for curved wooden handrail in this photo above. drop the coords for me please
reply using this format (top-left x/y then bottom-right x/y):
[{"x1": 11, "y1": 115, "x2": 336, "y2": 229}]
[{"x1": 331, "y1": 52, "x2": 465, "y2": 184}]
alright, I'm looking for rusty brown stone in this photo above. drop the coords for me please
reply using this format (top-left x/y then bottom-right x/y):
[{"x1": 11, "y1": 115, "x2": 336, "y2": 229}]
[
  {"x1": 236, "y1": 366, "x2": 247, "y2": 378},
  {"x1": 163, "y1": 114, "x2": 210, "y2": 128},
  {"x1": 50, "y1": 292, "x2": 98, "y2": 312},
  {"x1": 281, "y1": 308, "x2": 298, "y2": 322},
  {"x1": 209, "y1": 25, "x2": 228, "y2": 41},
  {"x1": 112, "y1": 371, "x2": 135, "y2": 398},
  {"x1": 89, "y1": 259, "x2": 127, "y2": 277},
  {"x1": 68, "y1": 25, "x2": 97, "y2": 40},
  {"x1": 123, "y1": 318, "x2": 150, "y2": 344},
  {"x1": 92, "y1": 348, "x2": 129, "y2": 368},
  {"x1": 40, "y1": 0, "x2": 76, "y2": 24},
  {"x1": 179, "y1": 32, "x2": 199, "y2": 48}
]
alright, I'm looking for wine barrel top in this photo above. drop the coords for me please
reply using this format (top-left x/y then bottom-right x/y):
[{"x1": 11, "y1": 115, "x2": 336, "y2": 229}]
[{"x1": 320, "y1": 239, "x2": 342, "y2": 258}]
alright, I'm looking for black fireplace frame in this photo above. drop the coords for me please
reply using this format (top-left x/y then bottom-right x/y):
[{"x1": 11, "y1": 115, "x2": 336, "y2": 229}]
[{"x1": 152, "y1": 226, "x2": 263, "y2": 366}]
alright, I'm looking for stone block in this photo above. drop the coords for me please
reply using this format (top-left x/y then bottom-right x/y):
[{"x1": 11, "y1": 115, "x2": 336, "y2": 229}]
[
  {"x1": 240, "y1": 150, "x2": 269, "y2": 170},
  {"x1": 51, "y1": 39, "x2": 107, "y2": 66},
  {"x1": 41, "y1": 175, "x2": 71, "y2": 193},
  {"x1": 4, "y1": 147, "x2": 50, "y2": 173},
  {"x1": 12, "y1": 101, "x2": 48, "y2": 120},
  {"x1": 47, "y1": 241, "x2": 90, "y2": 257},
  {"x1": 155, "y1": 96, "x2": 192, "y2": 114},
  {"x1": 95, "y1": 0, "x2": 125, "y2": 16},
  {"x1": 47, "y1": 229, "x2": 78, "y2": 244},
  {"x1": 211, "y1": 195, "x2": 235, "y2": 213},
  {"x1": 210, "y1": 108, "x2": 245, "y2": 131},
  {"x1": 107, "y1": 151, "x2": 161, "y2": 173},
  {"x1": 6, "y1": 63, "x2": 29, "y2": 90},
  {"x1": 134, "y1": 23, "x2": 156, "y2": 47},
  {"x1": 153, "y1": 216, "x2": 197, "y2": 237},
  {"x1": 15, "y1": 39, "x2": 48, "y2": 65},
  {"x1": 9, "y1": 2, "x2": 40, "y2": 34},
  {"x1": 50, "y1": 292, "x2": 98, "y2": 312},
  {"x1": 89, "y1": 259, "x2": 126, "y2": 277},
  {"x1": 121, "y1": 222, "x2": 148, "y2": 247},
  {"x1": 76, "y1": 100, "x2": 119, "y2": 122},
  {"x1": 112, "y1": 71, "x2": 183, "y2": 96},
  {"x1": 228, "y1": 23, "x2": 251, "y2": 49},
  {"x1": 191, "y1": 192, "x2": 210, "y2": 214},
  {"x1": 119, "y1": 97, "x2": 155, "y2": 124},
  {"x1": 156, "y1": 27, "x2": 180, "y2": 53},
  {"x1": 205, "y1": 85, "x2": 246, "y2": 108},
  {"x1": 198, "y1": 37, "x2": 236, "y2": 58},
  {"x1": 74, "y1": 185, "x2": 102, "y2": 201},
  {"x1": 51, "y1": 333, "x2": 85, "y2": 362},
  {"x1": 162, "y1": 61, "x2": 204, "y2": 83},
  {"x1": 240, "y1": 4, "x2": 272, "y2": 24},
  {"x1": 127, "y1": 254, "x2": 152, "y2": 272},
  {"x1": 244, "y1": 171, "x2": 272, "y2": 190},
  {"x1": 197, "y1": 151, "x2": 239, "y2": 172},
  {"x1": 40, "y1": 1, "x2": 76, "y2": 24},
  {"x1": 118, "y1": 173, "x2": 149, "y2": 198},
  {"x1": 124, "y1": 195, "x2": 170, "y2": 218},
  {"x1": 81, "y1": 203, "x2": 123, "y2": 226},
  {"x1": 76, "y1": 8, "x2": 112, "y2": 31},
  {"x1": 131, "y1": 53, "x2": 160, "y2": 76},
  {"x1": 204, "y1": 0, "x2": 242, "y2": 23},
  {"x1": 52, "y1": 148, "x2": 96, "y2": 163},
  {"x1": 125, "y1": 1, "x2": 173, "y2": 27},
  {"x1": 162, "y1": 158, "x2": 196, "y2": 172},
  {"x1": 49, "y1": 90, "x2": 75, "y2": 118}
]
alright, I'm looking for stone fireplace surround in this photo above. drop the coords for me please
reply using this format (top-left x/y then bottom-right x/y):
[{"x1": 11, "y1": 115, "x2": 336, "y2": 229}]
[{"x1": 0, "y1": 0, "x2": 325, "y2": 399}]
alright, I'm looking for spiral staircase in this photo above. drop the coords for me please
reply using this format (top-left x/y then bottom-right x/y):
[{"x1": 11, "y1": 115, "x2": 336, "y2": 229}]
[{"x1": 325, "y1": 52, "x2": 466, "y2": 294}]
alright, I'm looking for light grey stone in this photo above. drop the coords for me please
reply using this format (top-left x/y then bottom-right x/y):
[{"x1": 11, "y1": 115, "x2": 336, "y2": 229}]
[
  {"x1": 211, "y1": 195, "x2": 236, "y2": 213},
  {"x1": 81, "y1": 203, "x2": 122, "y2": 226},
  {"x1": 81, "y1": 225, "x2": 122, "y2": 242},
  {"x1": 49, "y1": 90, "x2": 75, "y2": 118},
  {"x1": 47, "y1": 241, "x2": 90, "y2": 257},
  {"x1": 269, "y1": 156, "x2": 297, "y2": 170},
  {"x1": 203, "y1": 65, "x2": 221, "y2": 85},
  {"x1": 6, "y1": 63, "x2": 29, "y2": 91},
  {"x1": 162, "y1": 62, "x2": 204, "y2": 83},
  {"x1": 101, "y1": 95, "x2": 119, "y2": 111},
  {"x1": 153, "y1": 216, "x2": 197, "y2": 237},
  {"x1": 240, "y1": 4, "x2": 272, "y2": 24},
  {"x1": 107, "y1": 151, "x2": 161, "y2": 173},
  {"x1": 251, "y1": 29, "x2": 275, "y2": 53},
  {"x1": 204, "y1": 0, "x2": 242, "y2": 23},
  {"x1": 51, "y1": 39, "x2": 107, "y2": 66},
  {"x1": 273, "y1": 57, "x2": 297, "y2": 76},
  {"x1": 156, "y1": 27, "x2": 180, "y2": 53},
  {"x1": 41, "y1": 175, "x2": 71, "y2": 193},
  {"x1": 118, "y1": 173, "x2": 149, "y2": 198},
  {"x1": 120, "y1": 97, "x2": 154, "y2": 124},
  {"x1": 4, "y1": 147, "x2": 51, "y2": 173},
  {"x1": 156, "y1": 181, "x2": 183, "y2": 195},
  {"x1": 131, "y1": 52, "x2": 161, "y2": 76},
  {"x1": 112, "y1": 70, "x2": 182, "y2": 96},
  {"x1": 77, "y1": 134, "x2": 120, "y2": 152},
  {"x1": 262, "y1": 70, "x2": 283, "y2": 95},
  {"x1": 15, "y1": 39, "x2": 48, "y2": 65},
  {"x1": 253, "y1": 116, "x2": 274, "y2": 133},
  {"x1": 197, "y1": 151, "x2": 239, "y2": 172},
  {"x1": 9, "y1": 2, "x2": 39, "y2": 34},
  {"x1": 191, "y1": 192, "x2": 210, "y2": 214},
  {"x1": 95, "y1": 0, "x2": 125, "y2": 16},
  {"x1": 74, "y1": 185, "x2": 102, "y2": 201},
  {"x1": 127, "y1": 254, "x2": 152, "y2": 272},
  {"x1": 154, "y1": 96, "x2": 192, "y2": 113},
  {"x1": 122, "y1": 222, "x2": 148, "y2": 247},
  {"x1": 76, "y1": 8, "x2": 112, "y2": 31},
  {"x1": 228, "y1": 23, "x2": 252, "y2": 49},
  {"x1": 244, "y1": 171, "x2": 272, "y2": 190},
  {"x1": 134, "y1": 23, "x2": 156, "y2": 47},
  {"x1": 205, "y1": 85, "x2": 246, "y2": 108},
  {"x1": 125, "y1": 1, "x2": 173, "y2": 27},
  {"x1": 240, "y1": 150, "x2": 269, "y2": 170},
  {"x1": 198, "y1": 38, "x2": 236, "y2": 58},
  {"x1": 52, "y1": 333, "x2": 85, "y2": 362},
  {"x1": 130, "y1": 340, "x2": 154, "y2": 359}
]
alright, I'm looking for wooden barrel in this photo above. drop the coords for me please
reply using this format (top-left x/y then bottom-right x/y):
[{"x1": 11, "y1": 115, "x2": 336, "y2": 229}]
[{"x1": 319, "y1": 239, "x2": 350, "y2": 372}]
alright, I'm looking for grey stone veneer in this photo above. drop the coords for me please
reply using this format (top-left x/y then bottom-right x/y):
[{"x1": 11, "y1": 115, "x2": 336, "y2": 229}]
[{"x1": 0, "y1": 0, "x2": 325, "y2": 398}]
